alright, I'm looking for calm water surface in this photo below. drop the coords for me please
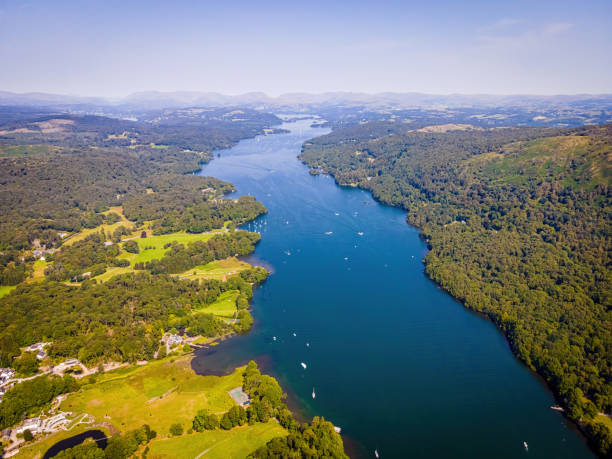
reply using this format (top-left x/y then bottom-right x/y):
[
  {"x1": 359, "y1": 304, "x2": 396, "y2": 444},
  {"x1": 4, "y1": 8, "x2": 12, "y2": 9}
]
[{"x1": 193, "y1": 119, "x2": 591, "y2": 458}]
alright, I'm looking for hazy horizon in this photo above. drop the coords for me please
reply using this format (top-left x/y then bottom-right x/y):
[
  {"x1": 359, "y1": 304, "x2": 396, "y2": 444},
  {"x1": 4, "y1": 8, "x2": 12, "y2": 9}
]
[
  {"x1": 1, "y1": 0, "x2": 611, "y2": 98},
  {"x1": 3, "y1": 89, "x2": 612, "y2": 100}
]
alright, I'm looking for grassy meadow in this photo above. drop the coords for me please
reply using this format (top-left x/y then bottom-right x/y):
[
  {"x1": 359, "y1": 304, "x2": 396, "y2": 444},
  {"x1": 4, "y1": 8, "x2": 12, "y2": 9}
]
[
  {"x1": 147, "y1": 421, "x2": 287, "y2": 459},
  {"x1": 59, "y1": 356, "x2": 245, "y2": 436}
]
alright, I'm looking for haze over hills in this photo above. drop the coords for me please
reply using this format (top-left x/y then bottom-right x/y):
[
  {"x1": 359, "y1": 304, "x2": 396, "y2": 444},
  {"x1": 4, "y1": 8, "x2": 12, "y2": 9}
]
[{"x1": 2, "y1": 90, "x2": 612, "y2": 111}]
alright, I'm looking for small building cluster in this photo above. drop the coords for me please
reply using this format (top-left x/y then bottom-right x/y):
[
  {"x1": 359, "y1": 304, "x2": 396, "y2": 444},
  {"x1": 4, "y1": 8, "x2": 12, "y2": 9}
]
[
  {"x1": 0, "y1": 368, "x2": 15, "y2": 385},
  {"x1": 0, "y1": 368, "x2": 16, "y2": 402},
  {"x1": 15, "y1": 412, "x2": 71, "y2": 435},
  {"x1": 53, "y1": 358, "x2": 80, "y2": 372},
  {"x1": 23, "y1": 342, "x2": 51, "y2": 360},
  {"x1": 167, "y1": 334, "x2": 183, "y2": 347}
]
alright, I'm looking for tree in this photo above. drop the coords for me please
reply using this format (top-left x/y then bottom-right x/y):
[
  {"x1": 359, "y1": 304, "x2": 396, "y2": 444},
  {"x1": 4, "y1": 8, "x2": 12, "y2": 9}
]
[
  {"x1": 13, "y1": 352, "x2": 39, "y2": 376},
  {"x1": 123, "y1": 240, "x2": 139, "y2": 254},
  {"x1": 169, "y1": 423, "x2": 183, "y2": 436},
  {"x1": 220, "y1": 412, "x2": 233, "y2": 430},
  {"x1": 193, "y1": 409, "x2": 219, "y2": 431},
  {"x1": 227, "y1": 405, "x2": 247, "y2": 427},
  {"x1": 22, "y1": 429, "x2": 33, "y2": 442}
]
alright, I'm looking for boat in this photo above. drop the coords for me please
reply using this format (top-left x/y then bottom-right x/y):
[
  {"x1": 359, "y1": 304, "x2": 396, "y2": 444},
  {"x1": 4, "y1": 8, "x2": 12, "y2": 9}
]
[
  {"x1": 300, "y1": 362, "x2": 307, "y2": 369},
  {"x1": 272, "y1": 336, "x2": 277, "y2": 341},
  {"x1": 334, "y1": 426, "x2": 341, "y2": 434},
  {"x1": 325, "y1": 231, "x2": 333, "y2": 235},
  {"x1": 523, "y1": 441, "x2": 528, "y2": 451},
  {"x1": 357, "y1": 232, "x2": 364, "y2": 236},
  {"x1": 344, "y1": 257, "x2": 348, "y2": 260},
  {"x1": 306, "y1": 342, "x2": 310, "y2": 347},
  {"x1": 292, "y1": 332, "x2": 296, "y2": 337},
  {"x1": 375, "y1": 449, "x2": 379, "y2": 458},
  {"x1": 312, "y1": 387, "x2": 316, "y2": 399},
  {"x1": 334, "y1": 212, "x2": 340, "y2": 216}
]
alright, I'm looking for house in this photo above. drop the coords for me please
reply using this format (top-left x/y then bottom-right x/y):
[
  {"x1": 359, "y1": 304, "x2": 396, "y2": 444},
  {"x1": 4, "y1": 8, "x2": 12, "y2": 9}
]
[
  {"x1": 0, "y1": 368, "x2": 15, "y2": 384},
  {"x1": 64, "y1": 358, "x2": 80, "y2": 366},
  {"x1": 16, "y1": 417, "x2": 41, "y2": 435},
  {"x1": 36, "y1": 350, "x2": 47, "y2": 360},
  {"x1": 24, "y1": 342, "x2": 50, "y2": 353},
  {"x1": 104, "y1": 241, "x2": 113, "y2": 247},
  {"x1": 167, "y1": 334, "x2": 183, "y2": 346}
]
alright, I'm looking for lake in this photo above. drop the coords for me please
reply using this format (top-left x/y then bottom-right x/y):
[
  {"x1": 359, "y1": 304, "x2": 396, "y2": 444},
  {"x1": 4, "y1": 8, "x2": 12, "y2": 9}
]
[
  {"x1": 43, "y1": 429, "x2": 107, "y2": 458},
  {"x1": 192, "y1": 118, "x2": 592, "y2": 458}
]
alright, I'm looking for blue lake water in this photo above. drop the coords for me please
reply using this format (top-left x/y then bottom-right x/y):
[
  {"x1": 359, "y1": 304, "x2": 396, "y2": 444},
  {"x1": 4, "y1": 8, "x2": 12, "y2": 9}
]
[{"x1": 193, "y1": 119, "x2": 592, "y2": 458}]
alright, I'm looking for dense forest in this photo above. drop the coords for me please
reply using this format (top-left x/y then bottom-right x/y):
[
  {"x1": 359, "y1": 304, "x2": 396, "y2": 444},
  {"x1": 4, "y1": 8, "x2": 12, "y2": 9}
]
[
  {"x1": 0, "y1": 268, "x2": 266, "y2": 367},
  {"x1": 301, "y1": 122, "x2": 612, "y2": 456}
]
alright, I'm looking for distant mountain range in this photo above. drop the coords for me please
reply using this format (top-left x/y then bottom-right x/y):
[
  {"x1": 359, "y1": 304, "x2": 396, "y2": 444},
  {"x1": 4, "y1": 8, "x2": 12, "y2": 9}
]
[{"x1": 1, "y1": 90, "x2": 611, "y2": 111}]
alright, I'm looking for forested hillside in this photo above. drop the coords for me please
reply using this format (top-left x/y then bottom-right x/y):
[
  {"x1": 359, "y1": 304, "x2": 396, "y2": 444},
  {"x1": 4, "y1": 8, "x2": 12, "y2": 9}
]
[
  {"x1": 0, "y1": 109, "x2": 276, "y2": 283},
  {"x1": 301, "y1": 122, "x2": 612, "y2": 456}
]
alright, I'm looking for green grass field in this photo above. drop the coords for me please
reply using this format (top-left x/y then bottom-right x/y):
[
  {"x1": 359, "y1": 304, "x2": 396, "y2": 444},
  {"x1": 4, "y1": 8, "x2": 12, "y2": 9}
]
[
  {"x1": 64, "y1": 206, "x2": 135, "y2": 247},
  {"x1": 147, "y1": 421, "x2": 287, "y2": 459},
  {"x1": 120, "y1": 231, "x2": 219, "y2": 265},
  {"x1": 0, "y1": 285, "x2": 16, "y2": 298},
  {"x1": 27, "y1": 259, "x2": 49, "y2": 283},
  {"x1": 60, "y1": 356, "x2": 245, "y2": 436},
  {"x1": 176, "y1": 257, "x2": 251, "y2": 281},
  {"x1": 202, "y1": 290, "x2": 239, "y2": 318},
  {"x1": 0, "y1": 144, "x2": 60, "y2": 157},
  {"x1": 93, "y1": 266, "x2": 134, "y2": 283}
]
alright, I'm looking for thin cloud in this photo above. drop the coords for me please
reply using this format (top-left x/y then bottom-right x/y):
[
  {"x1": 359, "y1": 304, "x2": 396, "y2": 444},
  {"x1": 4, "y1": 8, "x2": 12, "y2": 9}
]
[{"x1": 475, "y1": 20, "x2": 574, "y2": 48}]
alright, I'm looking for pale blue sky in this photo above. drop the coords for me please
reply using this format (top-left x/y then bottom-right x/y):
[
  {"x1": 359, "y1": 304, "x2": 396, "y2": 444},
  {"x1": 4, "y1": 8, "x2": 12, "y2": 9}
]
[{"x1": 0, "y1": 0, "x2": 610, "y2": 97}]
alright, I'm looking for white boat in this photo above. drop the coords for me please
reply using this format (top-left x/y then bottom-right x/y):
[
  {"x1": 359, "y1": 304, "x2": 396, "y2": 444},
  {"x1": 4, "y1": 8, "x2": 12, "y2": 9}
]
[
  {"x1": 306, "y1": 342, "x2": 310, "y2": 347},
  {"x1": 292, "y1": 332, "x2": 296, "y2": 337},
  {"x1": 523, "y1": 441, "x2": 528, "y2": 451},
  {"x1": 334, "y1": 212, "x2": 340, "y2": 216},
  {"x1": 325, "y1": 231, "x2": 333, "y2": 235},
  {"x1": 312, "y1": 387, "x2": 316, "y2": 399},
  {"x1": 357, "y1": 232, "x2": 364, "y2": 236},
  {"x1": 344, "y1": 257, "x2": 348, "y2": 260},
  {"x1": 375, "y1": 449, "x2": 379, "y2": 458},
  {"x1": 334, "y1": 426, "x2": 341, "y2": 434},
  {"x1": 272, "y1": 336, "x2": 277, "y2": 341},
  {"x1": 300, "y1": 362, "x2": 307, "y2": 369}
]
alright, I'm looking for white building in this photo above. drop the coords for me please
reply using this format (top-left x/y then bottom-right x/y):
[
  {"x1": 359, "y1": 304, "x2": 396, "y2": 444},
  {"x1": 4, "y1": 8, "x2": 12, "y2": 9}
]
[
  {"x1": 167, "y1": 334, "x2": 183, "y2": 346},
  {"x1": 16, "y1": 417, "x2": 41, "y2": 435},
  {"x1": 0, "y1": 368, "x2": 15, "y2": 384},
  {"x1": 24, "y1": 342, "x2": 51, "y2": 353}
]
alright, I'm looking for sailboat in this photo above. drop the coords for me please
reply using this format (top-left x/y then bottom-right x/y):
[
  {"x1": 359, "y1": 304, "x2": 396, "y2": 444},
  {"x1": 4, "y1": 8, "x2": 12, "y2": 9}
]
[
  {"x1": 312, "y1": 387, "x2": 316, "y2": 399},
  {"x1": 374, "y1": 449, "x2": 379, "y2": 458},
  {"x1": 300, "y1": 362, "x2": 307, "y2": 369},
  {"x1": 523, "y1": 441, "x2": 528, "y2": 451}
]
